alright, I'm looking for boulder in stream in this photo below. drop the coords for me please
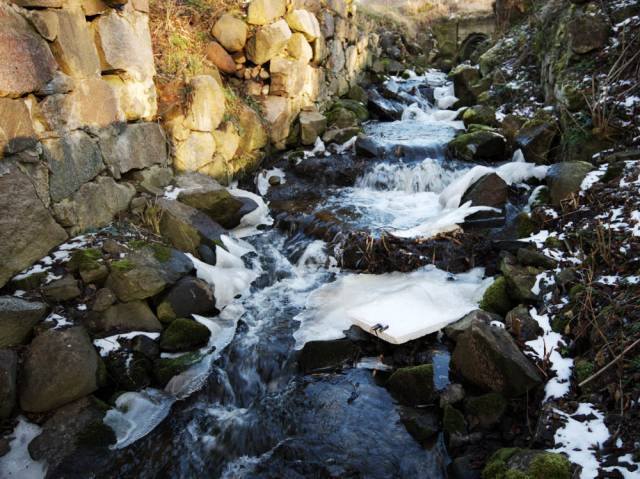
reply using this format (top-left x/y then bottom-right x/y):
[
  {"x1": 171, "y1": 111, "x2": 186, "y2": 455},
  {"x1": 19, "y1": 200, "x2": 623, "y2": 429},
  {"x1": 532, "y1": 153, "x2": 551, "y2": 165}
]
[
  {"x1": 387, "y1": 364, "x2": 437, "y2": 405},
  {"x1": 156, "y1": 276, "x2": 216, "y2": 323},
  {"x1": 448, "y1": 130, "x2": 507, "y2": 163},
  {"x1": 515, "y1": 119, "x2": 558, "y2": 165},
  {"x1": 179, "y1": 188, "x2": 257, "y2": 229},
  {"x1": 451, "y1": 321, "x2": 542, "y2": 397},
  {"x1": 159, "y1": 318, "x2": 211, "y2": 352},
  {"x1": 297, "y1": 338, "x2": 360, "y2": 373}
]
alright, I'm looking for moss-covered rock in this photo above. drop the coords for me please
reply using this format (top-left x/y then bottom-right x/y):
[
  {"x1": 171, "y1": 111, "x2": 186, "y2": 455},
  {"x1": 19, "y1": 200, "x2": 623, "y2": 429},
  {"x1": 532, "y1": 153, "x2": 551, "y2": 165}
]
[
  {"x1": 482, "y1": 449, "x2": 571, "y2": 479},
  {"x1": 68, "y1": 248, "x2": 103, "y2": 272},
  {"x1": 154, "y1": 351, "x2": 204, "y2": 386},
  {"x1": 387, "y1": 364, "x2": 437, "y2": 405},
  {"x1": 159, "y1": 318, "x2": 211, "y2": 352},
  {"x1": 463, "y1": 105, "x2": 497, "y2": 128},
  {"x1": 546, "y1": 161, "x2": 594, "y2": 206},
  {"x1": 465, "y1": 392, "x2": 507, "y2": 428},
  {"x1": 448, "y1": 130, "x2": 507, "y2": 163},
  {"x1": 500, "y1": 254, "x2": 542, "y2": 303},
  {"x1": 449, "y1": 64, "x2": 481, "y2": 106},
  {"x1": 443, "y1": 404, "x2": 466, "y2": 436},
  {"x1": 480, "y1": 276, "x2": 512, "y2": 315}
]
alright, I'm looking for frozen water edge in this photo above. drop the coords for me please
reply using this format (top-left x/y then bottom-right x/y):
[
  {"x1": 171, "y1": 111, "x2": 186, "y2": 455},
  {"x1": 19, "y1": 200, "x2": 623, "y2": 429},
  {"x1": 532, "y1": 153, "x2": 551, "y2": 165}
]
[{"x1": 0, "y1": 418, "x2": 46, "y2": 479}]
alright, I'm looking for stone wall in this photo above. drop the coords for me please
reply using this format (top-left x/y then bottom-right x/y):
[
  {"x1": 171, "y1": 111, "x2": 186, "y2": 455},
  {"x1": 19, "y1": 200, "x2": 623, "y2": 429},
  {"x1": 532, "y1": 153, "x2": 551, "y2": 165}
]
[
  {"x1": 0, "y1": 0, "x2": 378, "y2": 288},
  {"x1": 0, "y1": 0, "x2": 168, "y2": 287},
  {"x1": 163, "y1": 0, "x2": 378, "y2": 182}
]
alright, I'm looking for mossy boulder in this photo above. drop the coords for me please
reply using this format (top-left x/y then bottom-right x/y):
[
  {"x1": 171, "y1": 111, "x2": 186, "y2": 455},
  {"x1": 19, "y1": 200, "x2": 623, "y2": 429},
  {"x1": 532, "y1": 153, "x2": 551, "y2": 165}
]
[
  {"x1": 443, "y1": 404, "x2": 466, "y2": 437},
  {"x1": 297, "y1": 338, "x2": 360, "y2": 373},
  {"x1": 482, "y1": 448, "x2": 571, "y2": 479},
  {"x1": 154, "y1": 351, "x2": 204, "y2": 386},
  {"x1": 159, "y1": 318, "x2": 211, "y2": 352},
  {"x1": 387, "y1": 364, "x2": 437, "y2": 405},
  {"x1": 448, "y1": 130, "x2": 507, "y2": 163},
  {"x1": 500, "y1": 254, "x2": 542, "y2": 303},
  {"x1": 480, "y1": 276, "x2": 512, "y2": 315},
  {"x1": 464, "y1": 392, "x2": 507, "y2": 428},
  {"x1": 463, "y1": 105, "x2": 497, "y2": 128},
  {"x1": 515, "y1": 212, "x2": 536, "y2": 238},
  {"x1": 449, "y1": 64, "x2": 481, "y2": 106},
  {"x1": 156, "y1": 276, "x2": 216, "y2": 323}
]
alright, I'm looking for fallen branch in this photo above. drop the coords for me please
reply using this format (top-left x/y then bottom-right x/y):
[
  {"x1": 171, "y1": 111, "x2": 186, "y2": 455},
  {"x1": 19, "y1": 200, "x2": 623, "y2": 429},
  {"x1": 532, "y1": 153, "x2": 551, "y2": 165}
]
[{"x1": 578, "y1": 337, "x2": 640, "y2": 388}]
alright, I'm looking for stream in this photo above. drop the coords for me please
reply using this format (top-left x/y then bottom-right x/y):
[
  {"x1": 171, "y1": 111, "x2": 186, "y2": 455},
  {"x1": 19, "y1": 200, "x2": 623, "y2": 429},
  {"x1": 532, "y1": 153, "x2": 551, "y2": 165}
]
[{"x1": 54, "y1": 71, "x2": 532, "y2": 478}]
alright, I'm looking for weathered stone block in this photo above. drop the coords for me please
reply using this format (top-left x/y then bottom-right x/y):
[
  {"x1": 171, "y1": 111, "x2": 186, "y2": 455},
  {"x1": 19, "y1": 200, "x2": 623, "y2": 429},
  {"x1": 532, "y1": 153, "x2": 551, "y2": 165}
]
[
  {"x1": 246, "y1": 19, "x2": 292, "y2": 65},
  {"x1": 212, "y1": 13, "x2": 247, "y2": 52},
  {"x1": 0, "y1": 98, "x2": 36, "y2": 158},
  {"x1": 44, "y1": 130, "x2": 104, "y2": 202},
  {"x1": 104, "y1": 75, "x2": 157, "y2": 121},
  {"x1": 285, "y1": 9, "x2": 321, "y2": 40},
  {"x1": 50, "y1": 6, "x2": 101, "y2": 79},
  {"x1": 0, "y1": 2, "x2": 58, "y2": 98},
  {"x1": 0, "y1": 162, "x2": 68, "y2": 288},
  {"x1": 99, "y1": 123, "x2": 167, "y2": 178},
  {"x1": 52, "y1": 176, "x2": 135, "y2": 234},
  {"x1": 173, "y1": 131, "x2": 216, "y2": 172},
  {"x1": 183, "y1": 75, "x2": 225, "y2": 132},
  {"x1": 247, "y1": 0, "x2": 286, "y2": 25}
]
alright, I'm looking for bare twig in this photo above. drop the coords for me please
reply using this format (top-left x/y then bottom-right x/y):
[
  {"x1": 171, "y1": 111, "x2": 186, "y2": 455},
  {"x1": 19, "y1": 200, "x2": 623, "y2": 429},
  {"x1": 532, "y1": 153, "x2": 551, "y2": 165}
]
[{"x1": 578, "y1": 337, "x2": 640, "y2": 388}]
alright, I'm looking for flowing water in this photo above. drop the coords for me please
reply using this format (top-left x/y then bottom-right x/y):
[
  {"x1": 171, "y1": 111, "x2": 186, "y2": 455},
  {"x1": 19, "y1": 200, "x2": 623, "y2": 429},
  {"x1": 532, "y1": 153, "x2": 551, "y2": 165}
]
[{"x1": 10, "y1": 71, "x2": 527, "y2": 478}]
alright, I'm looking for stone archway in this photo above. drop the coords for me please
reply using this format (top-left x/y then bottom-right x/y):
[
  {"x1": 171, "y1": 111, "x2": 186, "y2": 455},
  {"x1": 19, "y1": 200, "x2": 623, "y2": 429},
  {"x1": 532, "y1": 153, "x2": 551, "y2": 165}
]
[{"x1": 458, "y1": 32, "x2": 491, "y2": 63}]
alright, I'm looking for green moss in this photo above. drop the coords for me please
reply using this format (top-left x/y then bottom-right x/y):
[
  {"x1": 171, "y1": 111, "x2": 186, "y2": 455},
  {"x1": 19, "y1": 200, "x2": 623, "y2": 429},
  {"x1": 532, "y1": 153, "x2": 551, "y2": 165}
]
[
  {"x1": 465, "y1": 393, "x2": 507, "y2": 426},
  {"x1": 160, "y1": 318, "x2": 211, "y2": 352},
  {"x1": 110, "y1": 259, "x2": 134, "y2": 272},
  {"x1": 127, "y1": 239, "x2": 148, "y2": 250},
  {"x1": 504, "y1": 470, "x2": 530, "y2": 479},
  {"x1": 528, "y1": 453, "x2": 571, "y2": 479},
  {"x1": 482, "y1": 448, "x2": 521, "y2": 479},
  {"x1": 602, "y1": 162, "x2": 624, "y2": 183},
  {"x1": 480, "y1": 276, "x2": 512, "y2": 315},
  {"x1": 574, "y1": 359, "x2": 594, "y2": 384},
  {"x1": 544, "y1": 237, "x2": 564, "y2": 249},
  {"x1": 68, "y1": 248, "x2": 103, "y2": 271},
  {"x1": 443, "y1": 404, "x2": 466, "y2": 436},
  {"x1": 157, "y1": 301, "x2": 177, "y2": 324},
  {"x1": 154, "y1": 351, "x2": 204, "y2": 386},
  {"x1": 386, "y1": 364, "x2": 436, "y2": 405},
  {"x1": 516, "y1": 213, "x2": 536, "y2": 239},
  {"x1": 152, "y1": 244, "x2": 172, "y2": 263},
  {"x1": 568, "y1": 284, "x2": 585, "y2": 299}
]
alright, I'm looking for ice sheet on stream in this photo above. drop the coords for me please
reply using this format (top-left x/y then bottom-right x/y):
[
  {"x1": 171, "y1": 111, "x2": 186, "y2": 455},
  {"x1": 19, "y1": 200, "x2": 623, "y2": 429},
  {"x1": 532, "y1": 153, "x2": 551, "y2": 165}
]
[{"x1": 293, "y1": 265, "x2": 492, "y2": 347}]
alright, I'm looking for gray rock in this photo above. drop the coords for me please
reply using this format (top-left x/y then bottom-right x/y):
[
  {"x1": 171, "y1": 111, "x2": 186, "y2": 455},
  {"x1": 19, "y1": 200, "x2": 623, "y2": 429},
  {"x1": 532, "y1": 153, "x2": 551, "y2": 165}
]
[
  {"x1": 92, "y1": 288, "x2": 116, "y2": 312},
  {"x1": 444, "y1": 309, "x2": 502, "y2": 341},
  {"x1": 178, "y1": 188, "x2": 257, "y2": 230},
  {"x1": 568, "y1": 13, "x2": 609, "y2": 54},
  {"x1": 505, "y1": 305, "x2": 543, "y2": 341},
  {"x1": 156, "y1": 276, "x2": 216, "y2": 323},
  {"x1": 448, "y1": 130, "x2": 507, "y2": 163},
  {"x1": 516, "y1": 248, "x2": 557, "y2": 270},
  {"x1": 451, "y1": 321, "x2": 542, "y2": 397},
  {"x1": 20, "y1": 326, "x2": 101, "y2": 412},
  {"x1": 547, "y1": 161, "x2": 594, "y2": 206},
  {"x1": 0, "y1": 162, "x2": 68, "y2": 288},
  {"x1": 0, "y1": 349, "x2": 18, "y2": 418},
  {"x1": 87, "y1": 300, "x2": 162, "y2": 335},
  {"x1": 0, "y1": 98, "x2": 37, "y2": 158},
  {"x1": 42, "y1": 275, "x2": 81, "y2": 302},
  {"x1": 99, "y1": 123, "x2": 168, "y2": 179},
  {"x1": 157, "y1": 198, "x2": 226, "y2": 255},
  {"x1": 461, "y1": 173, "x2": 508, "y2": 209},
  {"x1": 397, "y1": 406, "x2": 439, "y2": 442},
  {"x1": 297, "y1": 338, "x2": 360, "y2": 373},
  {"x1": 43, "y1": 131, "x2": 104, "y2": 202},
  {"x1": 0, "y1": 296, "x2": 48, "y2": 348},
  {"x1": 130, "y1": 166, "x2": 174, "y2": 195},
  {"x1": 515, "y1": 120, "x2": 558, "y2": 165},
  {"x1": 28, "y1": 396, "x2": 115, "y2": 476}
]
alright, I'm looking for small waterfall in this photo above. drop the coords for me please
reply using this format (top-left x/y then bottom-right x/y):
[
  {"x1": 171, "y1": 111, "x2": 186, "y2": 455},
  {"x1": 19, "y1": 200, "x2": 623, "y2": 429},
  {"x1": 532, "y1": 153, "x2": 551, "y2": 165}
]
[{"x1": 356, "y1": 158, "x2": 467, "y2": 193}]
